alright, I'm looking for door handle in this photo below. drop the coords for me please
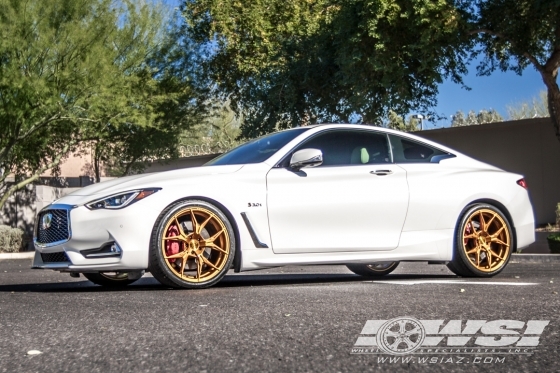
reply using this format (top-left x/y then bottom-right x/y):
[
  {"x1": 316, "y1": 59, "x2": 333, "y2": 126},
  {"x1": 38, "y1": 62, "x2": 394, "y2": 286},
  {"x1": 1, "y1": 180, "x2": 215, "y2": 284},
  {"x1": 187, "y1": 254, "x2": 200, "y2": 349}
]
[{"x1": 370, "y1": 170, "x2": 393, "y2": 176}]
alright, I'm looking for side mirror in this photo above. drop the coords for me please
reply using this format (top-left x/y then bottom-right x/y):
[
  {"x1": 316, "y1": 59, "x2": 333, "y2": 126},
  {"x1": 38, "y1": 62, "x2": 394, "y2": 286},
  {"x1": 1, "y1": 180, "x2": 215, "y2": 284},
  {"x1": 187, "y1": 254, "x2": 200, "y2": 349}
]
[{"x1": 289, "y1": 148, "x2": 323, "y2": 170}]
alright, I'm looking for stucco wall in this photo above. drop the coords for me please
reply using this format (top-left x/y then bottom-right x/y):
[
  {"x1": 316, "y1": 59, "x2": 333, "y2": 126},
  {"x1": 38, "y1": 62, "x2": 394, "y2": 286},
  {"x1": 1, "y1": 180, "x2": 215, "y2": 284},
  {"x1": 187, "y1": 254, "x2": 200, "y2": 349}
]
[{"x1": 417, "y1": 118, "x2": 559, "y2": 225}]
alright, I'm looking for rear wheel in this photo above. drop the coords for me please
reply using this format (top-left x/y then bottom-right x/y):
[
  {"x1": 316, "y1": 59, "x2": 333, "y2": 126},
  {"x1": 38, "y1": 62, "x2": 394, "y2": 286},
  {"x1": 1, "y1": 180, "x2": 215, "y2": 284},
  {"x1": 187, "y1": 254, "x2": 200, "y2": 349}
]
[
  {"x1": 83, "y1": 272, "x2": 139, "y2": 287},
  {"x1": 346, "y1": 262, "x2": 399, "y2": 277},
  {"x1": 149, "y1": 200, "x2": 235, "y2": 289},
  {"x1": 447, "y1": 204, "x2": 513, "y2": 277}
]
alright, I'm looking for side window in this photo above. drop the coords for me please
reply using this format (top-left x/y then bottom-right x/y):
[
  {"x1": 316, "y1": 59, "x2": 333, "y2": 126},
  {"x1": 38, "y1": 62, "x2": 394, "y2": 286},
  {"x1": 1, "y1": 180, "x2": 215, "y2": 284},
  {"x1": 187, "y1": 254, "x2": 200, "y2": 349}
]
[
  {"x1": 287, "y1": 130, "x2": 391, "y2": 167},
  {"x1": 389, "y1": 135, "x2": 448, "y2": 163}
]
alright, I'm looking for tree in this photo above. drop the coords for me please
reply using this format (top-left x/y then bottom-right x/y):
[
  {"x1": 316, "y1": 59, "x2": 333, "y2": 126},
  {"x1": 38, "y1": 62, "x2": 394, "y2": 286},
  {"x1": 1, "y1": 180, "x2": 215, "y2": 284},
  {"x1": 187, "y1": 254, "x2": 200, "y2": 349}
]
[
  {"x1": 89, "y1": 13, "x2": 210, "y2": 181},
  {"x1": 450, "y1": 108, "x2": 503, "y2": 126},
  {"x1": 385, "y1": 111, "x2": 420, "y2": 132},
  {"x1": 506, "y1": 90, "x2": 550, "y2": 120},
  {"x1": 183, "y1": 0, "x2": 471, "y2": 138},
  {"x1": 457, "y1": 0, "x2": 560, "y2": 140},
  {"x1": 184, "y1": 1, "x2": 560, "y2": 141},
  {"x1": 0, "y1": 0, "x2": 205, "y2": 209},
  {"x1": 178, "y1": 101, "x2": 242, "y2": 157}
]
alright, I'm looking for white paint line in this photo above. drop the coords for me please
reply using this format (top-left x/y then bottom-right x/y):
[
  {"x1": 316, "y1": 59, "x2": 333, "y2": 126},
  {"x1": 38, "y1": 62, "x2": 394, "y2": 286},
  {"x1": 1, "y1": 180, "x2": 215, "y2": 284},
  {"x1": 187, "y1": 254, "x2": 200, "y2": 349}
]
[{"x1": 370, "y1": 280, "x2": 539, "y2": 286}]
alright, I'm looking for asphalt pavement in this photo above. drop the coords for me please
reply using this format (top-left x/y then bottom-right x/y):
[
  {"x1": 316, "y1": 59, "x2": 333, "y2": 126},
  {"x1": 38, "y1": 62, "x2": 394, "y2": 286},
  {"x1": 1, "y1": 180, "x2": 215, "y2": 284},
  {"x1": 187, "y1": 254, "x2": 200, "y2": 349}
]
[{"x1": 0, "y1": 259, "x2": 559, "y2": 373}]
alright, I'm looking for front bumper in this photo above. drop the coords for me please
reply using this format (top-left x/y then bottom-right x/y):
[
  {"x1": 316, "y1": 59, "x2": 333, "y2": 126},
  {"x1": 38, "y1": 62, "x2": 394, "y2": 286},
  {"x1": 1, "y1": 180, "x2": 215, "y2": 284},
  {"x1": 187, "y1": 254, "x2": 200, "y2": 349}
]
[{"x1": 33, "y1": 203, "x2": 159, "y2": 271}]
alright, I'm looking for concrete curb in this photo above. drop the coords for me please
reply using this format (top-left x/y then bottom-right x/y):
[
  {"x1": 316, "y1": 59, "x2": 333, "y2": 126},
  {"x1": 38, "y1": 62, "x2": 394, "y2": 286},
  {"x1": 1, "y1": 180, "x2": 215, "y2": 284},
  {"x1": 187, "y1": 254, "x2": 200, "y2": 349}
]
[
  {"x1": 0, "y1": 252, "x2": 35, "y2": 260},
  {"x1": 511, "y1": 254, "x2": 560, "y2": 263}
]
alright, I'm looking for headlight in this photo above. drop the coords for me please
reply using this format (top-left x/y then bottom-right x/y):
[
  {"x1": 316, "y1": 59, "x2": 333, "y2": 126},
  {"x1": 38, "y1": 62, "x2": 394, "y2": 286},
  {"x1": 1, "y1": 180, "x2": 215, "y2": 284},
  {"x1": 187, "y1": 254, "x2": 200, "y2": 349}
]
[{"x1": 86, "y1": 188, "x2": 161, "y2": 210}]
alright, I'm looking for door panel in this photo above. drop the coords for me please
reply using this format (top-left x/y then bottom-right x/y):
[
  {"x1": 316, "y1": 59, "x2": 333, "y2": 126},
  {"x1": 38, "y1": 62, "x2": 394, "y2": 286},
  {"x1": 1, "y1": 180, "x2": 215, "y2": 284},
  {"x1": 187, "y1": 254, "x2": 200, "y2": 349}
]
[{"x1": 266, "y1": 164, "x2": 409, "y2": 253}]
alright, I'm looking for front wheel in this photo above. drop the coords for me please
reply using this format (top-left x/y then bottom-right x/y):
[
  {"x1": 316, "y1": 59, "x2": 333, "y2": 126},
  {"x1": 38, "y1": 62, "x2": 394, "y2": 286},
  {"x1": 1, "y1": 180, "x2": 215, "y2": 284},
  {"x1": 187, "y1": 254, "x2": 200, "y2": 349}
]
[
  {"x1": 148, "y1": 200, "x2": 235, "y2": 289},
  {"x1": 83, "y1": 272, "x2": 139, "y2": 287},
  {"x1": 346, "y1": 262, "x2": 399, "y2": 277},
  {"x1": 447, "y1": 204, "x2": 513, "y2": 277}
]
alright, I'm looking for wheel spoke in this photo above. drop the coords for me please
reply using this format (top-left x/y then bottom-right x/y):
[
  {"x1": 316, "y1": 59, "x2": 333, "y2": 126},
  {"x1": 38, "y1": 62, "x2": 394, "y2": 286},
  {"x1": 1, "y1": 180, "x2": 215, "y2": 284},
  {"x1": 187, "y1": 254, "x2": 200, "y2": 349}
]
[
  {"x1": 196, "y1": 258, "x2": 202, "y2": 282},
  {"x1": 485, "y1": 213, "x2": 497, "y2": 228},
  {"x1": 466, "y1": 246, "x2": 479, "y2": 255},
  {"x1": 491, "y1": 226, "x2": 505, "y2": 238},
  {"x1": 485, "y1": 248, "x2": 493, "y2": 267},
  {"x1": 463, "y1": 233, "x2": 477, "y2": 240},
  {"x1": 398, "y1": 320, "x2": 407, "y2": 333},
  {"x1": 389, "y1": 338, "x2": 402, "y2": 350},
  {"x1": 204, "y1": 242, "x2": 228, "y2": 254},
  {"x1": 164, "y1": 251, "x2": 186, "y2": 259},
  {"x1": 476, "y1": 250, "x2": 481, "y2": 267},
  {"x1": 198, "y1": 215, "x2": 213, "y2": 234},
  {"x1": 200, "y1": 255, "x2": 220, "y2": 270},
  {"x1": 479, "y1": 211, "x2": 486, "y2": 232},
  {"x1": 163, "y1": 235, "x2": 187, "y2": 243},
  {"x1": 490, "y1": 250, "x2": 505, "y2": 261},
  {"x1": 385, "y1": 330, "x2": 400, "y2": 337},
  {"x1": 174, "y1": 216, "x2": 187, "y2": 236},
  {"x1": 179, "y1": 255, "x2": 189, "y2": 277},
  {"x1": 190, "y1": 210, "x2": 199, "y2": 235},
  {"x1": 402, "y1": 337, "x2": 416, "y2": 349},
  {"x1": 205, "y1": 229, "x2": 224, "y2": 244},
  {"x1": 405, "y1": 326, "x2": 420, "y2": 336},
  {"x1": 491, "y1": 237, "x2": 509, "y2": 247}
]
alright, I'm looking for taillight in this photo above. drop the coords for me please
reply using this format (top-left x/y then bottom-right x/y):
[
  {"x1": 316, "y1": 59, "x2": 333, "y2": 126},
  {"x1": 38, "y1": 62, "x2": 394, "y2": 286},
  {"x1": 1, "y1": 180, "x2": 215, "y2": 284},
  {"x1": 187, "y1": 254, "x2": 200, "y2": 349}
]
[{"x1": 517, "y1": 178, "x2": 528, "y2": 189}]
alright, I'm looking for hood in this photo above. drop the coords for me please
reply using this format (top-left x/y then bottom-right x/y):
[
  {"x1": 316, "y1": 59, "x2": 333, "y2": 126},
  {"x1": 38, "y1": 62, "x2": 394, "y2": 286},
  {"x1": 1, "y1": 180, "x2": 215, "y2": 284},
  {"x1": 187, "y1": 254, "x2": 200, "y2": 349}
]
[{"x1": 66, "y1": 164, "x2": 243, "y2": 198}]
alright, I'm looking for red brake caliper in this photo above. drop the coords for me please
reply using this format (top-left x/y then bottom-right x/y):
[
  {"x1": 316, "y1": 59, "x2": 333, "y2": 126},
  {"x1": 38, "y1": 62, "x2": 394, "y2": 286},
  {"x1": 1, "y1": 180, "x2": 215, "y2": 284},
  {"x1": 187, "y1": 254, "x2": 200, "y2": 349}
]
[
  {"x1": 165, "y1": 225, "x2": 181, "y2": 260},
  {"x1": 464, "y1": 223, "x2": 472, "y2": 246}
]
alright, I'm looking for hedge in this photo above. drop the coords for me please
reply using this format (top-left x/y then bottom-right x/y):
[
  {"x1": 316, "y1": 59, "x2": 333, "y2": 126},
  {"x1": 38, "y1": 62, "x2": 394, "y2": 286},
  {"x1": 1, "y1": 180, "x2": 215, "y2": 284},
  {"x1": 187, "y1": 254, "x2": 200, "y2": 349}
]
[{"x1": 0, "y1": 225, "x2": 26, "y2": 253}]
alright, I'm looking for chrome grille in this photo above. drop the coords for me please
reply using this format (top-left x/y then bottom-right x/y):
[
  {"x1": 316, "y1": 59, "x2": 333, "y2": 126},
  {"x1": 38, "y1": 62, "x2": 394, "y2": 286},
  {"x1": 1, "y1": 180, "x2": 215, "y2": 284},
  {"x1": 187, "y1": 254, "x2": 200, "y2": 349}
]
[
  {"x1": 36, "y1": 209, "x2": 70, "y2": 245},
  {"x1": 40, "y1": 252, "x2": 70, "y2": 263}
]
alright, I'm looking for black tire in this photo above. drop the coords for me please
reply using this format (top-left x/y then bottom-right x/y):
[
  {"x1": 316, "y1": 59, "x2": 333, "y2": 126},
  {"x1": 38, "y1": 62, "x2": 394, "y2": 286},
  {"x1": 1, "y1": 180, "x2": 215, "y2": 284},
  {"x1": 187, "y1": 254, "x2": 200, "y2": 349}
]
[
  {"x1": 447, "y1": 203, "x2": 514, "y2": 277},
  {"x1": 149, "y1": 200, "x2": 235, "y2": 289},
  {"x1": 346, "y1": 262, "x2": 399, "y2": 277},
  {"x1": 83, "y1": 272, "x2": 138, "y2": 287}
]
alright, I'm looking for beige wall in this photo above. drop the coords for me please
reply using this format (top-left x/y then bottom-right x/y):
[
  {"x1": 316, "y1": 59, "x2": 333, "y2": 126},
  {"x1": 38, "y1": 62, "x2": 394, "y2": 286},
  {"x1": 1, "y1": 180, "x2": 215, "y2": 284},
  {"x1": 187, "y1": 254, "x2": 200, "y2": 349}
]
[{"x1": 417, "y1": 118, "x2": 560, "y2": 225}]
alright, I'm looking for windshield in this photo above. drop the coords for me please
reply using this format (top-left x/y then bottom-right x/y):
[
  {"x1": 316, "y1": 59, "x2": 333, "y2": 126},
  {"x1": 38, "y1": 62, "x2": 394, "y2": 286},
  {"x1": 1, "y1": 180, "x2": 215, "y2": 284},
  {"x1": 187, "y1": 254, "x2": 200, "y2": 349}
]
[{"x1": 205, "y1": 128, "x2": 310, "y2": 166}]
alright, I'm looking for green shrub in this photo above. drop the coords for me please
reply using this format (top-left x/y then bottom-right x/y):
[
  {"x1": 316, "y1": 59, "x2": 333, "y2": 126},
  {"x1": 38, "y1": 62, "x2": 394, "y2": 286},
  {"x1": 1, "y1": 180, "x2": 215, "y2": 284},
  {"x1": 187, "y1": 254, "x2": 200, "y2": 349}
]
[
  {"x1": 548, "y1": 232, "x2": 560, "y2": 242},
  {"x1": 0, "y1": 225, "x2": 25, "y2": 253},
  {"x1": 547, "y1": 233, "x2": 560, "y2": 254}
]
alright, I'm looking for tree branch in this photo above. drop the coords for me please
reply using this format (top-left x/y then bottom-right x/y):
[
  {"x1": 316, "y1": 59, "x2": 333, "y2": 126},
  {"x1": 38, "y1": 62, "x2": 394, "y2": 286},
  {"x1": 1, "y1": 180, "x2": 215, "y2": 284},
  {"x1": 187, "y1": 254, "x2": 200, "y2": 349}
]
[
  {"x1": 469, "y1": 28, "x2": 545, "y2": 73},
  {"x1": 544, "y1": 47, "x2": 560, "y2": 76},
  {"x1": 0, "y1": 140, "x2": 76, "y2": 211}
]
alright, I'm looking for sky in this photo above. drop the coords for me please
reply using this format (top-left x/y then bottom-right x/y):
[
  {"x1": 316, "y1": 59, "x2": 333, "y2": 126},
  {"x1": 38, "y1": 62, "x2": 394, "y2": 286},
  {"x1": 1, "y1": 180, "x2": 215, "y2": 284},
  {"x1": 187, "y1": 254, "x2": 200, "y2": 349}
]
[
  {"x1": 165, "y1": 0, "x2": 547, "y2": 129},
  {"x1": 432, "y1": 64, "x2": 545, "y2": 128}
]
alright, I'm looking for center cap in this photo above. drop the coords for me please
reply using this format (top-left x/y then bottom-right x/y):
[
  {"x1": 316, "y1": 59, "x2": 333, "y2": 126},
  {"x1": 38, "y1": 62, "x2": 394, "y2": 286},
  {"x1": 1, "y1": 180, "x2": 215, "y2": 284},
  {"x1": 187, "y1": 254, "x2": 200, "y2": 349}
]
[{"x1": 189, "y1": 240, "x2": 199, "y2": 250}]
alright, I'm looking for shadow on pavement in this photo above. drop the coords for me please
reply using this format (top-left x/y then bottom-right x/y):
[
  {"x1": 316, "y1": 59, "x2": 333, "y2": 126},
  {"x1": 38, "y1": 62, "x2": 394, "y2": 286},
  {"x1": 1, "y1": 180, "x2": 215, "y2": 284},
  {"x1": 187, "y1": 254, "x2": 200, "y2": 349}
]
[{"x1": 0, "y1": 273, "x2": 458, "y2": 293}]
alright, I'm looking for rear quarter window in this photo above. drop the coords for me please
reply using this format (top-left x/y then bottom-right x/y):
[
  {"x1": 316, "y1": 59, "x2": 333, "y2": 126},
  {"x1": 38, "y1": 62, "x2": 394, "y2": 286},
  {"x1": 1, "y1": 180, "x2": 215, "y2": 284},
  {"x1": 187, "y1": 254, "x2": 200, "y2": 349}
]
[{"x1": 389, "y1": 135, "x2": 450, "y2": 163}]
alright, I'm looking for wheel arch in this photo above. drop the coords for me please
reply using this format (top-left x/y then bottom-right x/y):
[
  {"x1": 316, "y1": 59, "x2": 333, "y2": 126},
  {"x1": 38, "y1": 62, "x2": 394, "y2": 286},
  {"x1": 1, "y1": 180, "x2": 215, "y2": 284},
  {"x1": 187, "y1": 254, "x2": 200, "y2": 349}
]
[
  {"x1": 458, "y1": 198, "x2": 518, "y2": 252},
  {"x1": 160, "y1": 195, "x2": 242, "y2": 272}
]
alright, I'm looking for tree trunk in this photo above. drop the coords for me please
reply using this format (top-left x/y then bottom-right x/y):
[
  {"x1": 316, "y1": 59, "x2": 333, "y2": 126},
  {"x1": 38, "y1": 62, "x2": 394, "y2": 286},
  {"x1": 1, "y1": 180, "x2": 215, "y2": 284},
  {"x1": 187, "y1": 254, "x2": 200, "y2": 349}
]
[
  {"x1": 542, "y1": 71, "x2": 560, "y2": 141},
  {"x1": 93, "y1": 142, "x2": 101, "y2": 183}
]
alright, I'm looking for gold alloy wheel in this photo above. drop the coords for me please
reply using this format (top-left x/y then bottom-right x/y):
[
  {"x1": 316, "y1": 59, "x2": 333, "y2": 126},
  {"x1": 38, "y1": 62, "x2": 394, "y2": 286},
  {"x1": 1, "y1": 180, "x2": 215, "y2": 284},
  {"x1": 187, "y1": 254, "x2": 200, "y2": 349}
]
[
  {"x1": 161, "y1": 207, "x2": 230, "y2": 283},
  {"x1": 461, "y1": 208, "x2": 511, "y2": 272}
]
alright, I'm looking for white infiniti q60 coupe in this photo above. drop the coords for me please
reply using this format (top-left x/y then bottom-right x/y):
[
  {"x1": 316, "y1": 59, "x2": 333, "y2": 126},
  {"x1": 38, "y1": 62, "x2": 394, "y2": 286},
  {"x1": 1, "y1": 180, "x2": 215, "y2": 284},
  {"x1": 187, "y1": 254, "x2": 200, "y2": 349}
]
[{"x1": 33, "y1": 124, "x2": 535, "y2": 288}]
